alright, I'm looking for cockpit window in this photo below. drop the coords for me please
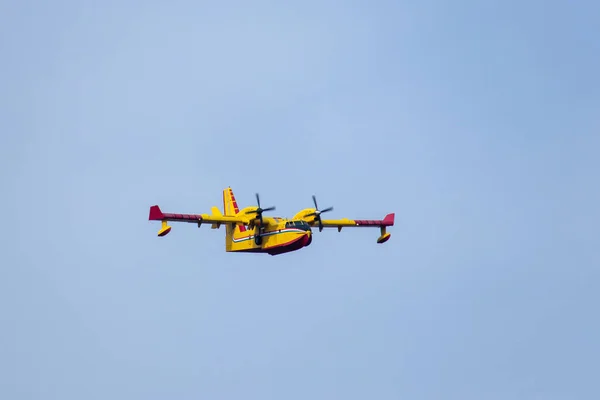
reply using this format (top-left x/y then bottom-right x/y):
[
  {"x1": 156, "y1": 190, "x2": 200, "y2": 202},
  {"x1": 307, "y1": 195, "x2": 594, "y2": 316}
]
[{"x1": 286, "y1": 221, "x2": 311, "y2": 230}]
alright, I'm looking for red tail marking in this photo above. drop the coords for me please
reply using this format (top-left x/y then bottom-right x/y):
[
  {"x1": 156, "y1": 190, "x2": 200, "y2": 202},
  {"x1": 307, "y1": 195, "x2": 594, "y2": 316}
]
[{"x1": 230, "y1": 189, "x2": 240, "y2": 213}]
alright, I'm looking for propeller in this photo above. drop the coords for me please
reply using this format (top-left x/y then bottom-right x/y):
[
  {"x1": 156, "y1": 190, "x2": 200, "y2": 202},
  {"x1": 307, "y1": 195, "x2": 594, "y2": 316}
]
[
  {"x1": 306, "y1": 195, "x2": 333, "y2": 231},
  {"x1": 245, "y1": 193, "x2": 276, "y2": 227}
]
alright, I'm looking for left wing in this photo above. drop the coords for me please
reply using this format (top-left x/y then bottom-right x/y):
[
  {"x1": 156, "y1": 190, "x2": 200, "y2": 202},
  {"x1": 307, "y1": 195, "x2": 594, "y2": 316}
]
[{"x1": 148, "y1": 205, "x2": 251, "y2": 236}]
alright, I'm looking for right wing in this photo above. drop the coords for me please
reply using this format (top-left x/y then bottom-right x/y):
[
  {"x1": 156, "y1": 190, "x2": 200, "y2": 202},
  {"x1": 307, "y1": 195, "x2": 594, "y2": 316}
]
[{"x1": 148, "y1": 205, "x2": 251, "y2": 236}]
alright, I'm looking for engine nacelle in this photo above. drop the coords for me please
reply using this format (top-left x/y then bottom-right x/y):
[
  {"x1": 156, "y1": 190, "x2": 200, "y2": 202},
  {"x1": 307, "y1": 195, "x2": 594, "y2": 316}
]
[{"x1": 292, "y1": 208, "x2": 317, "y2": 222}]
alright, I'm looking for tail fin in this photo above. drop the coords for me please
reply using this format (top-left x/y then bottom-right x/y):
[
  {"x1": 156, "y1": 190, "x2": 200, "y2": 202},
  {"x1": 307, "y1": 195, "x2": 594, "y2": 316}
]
[
  {"x1": 223, "y1": 187, "x2": 240, "y2": 216},
  {"x1": 223, "y1": 187, "x2": 240, "y2": 251}
]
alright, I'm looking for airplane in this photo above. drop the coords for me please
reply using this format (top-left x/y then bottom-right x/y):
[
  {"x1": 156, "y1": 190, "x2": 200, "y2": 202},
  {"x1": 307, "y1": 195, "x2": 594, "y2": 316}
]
[{"x1": 148, "y1": 187, "x2": 395, "y2": 256}]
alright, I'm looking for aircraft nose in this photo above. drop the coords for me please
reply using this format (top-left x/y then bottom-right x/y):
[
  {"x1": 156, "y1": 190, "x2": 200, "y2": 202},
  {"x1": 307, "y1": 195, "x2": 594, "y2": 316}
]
[{"x1": 303, "y1": 231, "x2": 312, "y2": 247}]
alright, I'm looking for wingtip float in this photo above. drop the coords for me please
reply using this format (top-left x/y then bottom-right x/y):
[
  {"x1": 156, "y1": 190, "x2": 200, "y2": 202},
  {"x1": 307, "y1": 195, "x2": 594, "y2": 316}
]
[{"x1": 148, "y1": 188, "x2": 395, "y2": 255}]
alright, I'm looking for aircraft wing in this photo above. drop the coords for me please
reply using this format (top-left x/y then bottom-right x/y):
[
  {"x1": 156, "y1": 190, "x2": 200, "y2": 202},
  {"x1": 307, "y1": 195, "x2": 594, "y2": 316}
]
[
  {"x1": 148, "y1": 205, "x2": 250, "y2": 236},
  {"x1": 314, "y1": 213, "x2": 395, "y2": 229},
  {"x1": 307, "y1": 213, "x2": 395, "y2": 243}
]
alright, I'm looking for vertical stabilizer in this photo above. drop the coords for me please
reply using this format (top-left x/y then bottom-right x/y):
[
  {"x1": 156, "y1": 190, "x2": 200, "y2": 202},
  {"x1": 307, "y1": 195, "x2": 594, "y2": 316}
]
[
  {"x1": 223, "y1": 187, "x2": 240, "y2": 251},
  {"x1": 223, "y1": 187, "x2": 240, "y2": 216}
]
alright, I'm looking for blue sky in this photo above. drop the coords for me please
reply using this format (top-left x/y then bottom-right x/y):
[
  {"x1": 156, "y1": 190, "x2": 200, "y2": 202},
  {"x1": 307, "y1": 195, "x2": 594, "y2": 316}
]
[{"x1": 1, "y1": 0, "x2": 599, "y2": 399}]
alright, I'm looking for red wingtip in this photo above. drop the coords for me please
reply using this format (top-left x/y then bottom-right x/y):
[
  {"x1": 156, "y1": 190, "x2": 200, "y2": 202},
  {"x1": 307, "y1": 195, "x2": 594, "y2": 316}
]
[
  {"x1": 383, "y1": 213, "x2": 395, "y2": 226},
  {"x1": 149, "y1": 205, "x2": 165, "y2": 221}
]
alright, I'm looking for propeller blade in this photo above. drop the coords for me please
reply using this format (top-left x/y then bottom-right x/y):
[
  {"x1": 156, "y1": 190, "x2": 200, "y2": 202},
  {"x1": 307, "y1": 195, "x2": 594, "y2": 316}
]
[
  {"x1": 309, "y1": 195, "x2": 333, "y2": 231},
  {"x1": 247, "y1": 193, "x2": 275, "y2": 221}
]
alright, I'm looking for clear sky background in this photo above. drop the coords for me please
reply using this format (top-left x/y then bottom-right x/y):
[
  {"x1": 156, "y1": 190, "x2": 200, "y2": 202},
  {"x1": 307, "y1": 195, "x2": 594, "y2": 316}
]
[{"x1": 1, "y1": 0, "x2": 599, "y2": 399}]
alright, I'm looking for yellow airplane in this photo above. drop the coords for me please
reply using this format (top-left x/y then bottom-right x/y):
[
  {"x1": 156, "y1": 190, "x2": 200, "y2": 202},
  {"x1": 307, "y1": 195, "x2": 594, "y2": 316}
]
[{"x1": 148, "y1": 187, "x2": 395, "y2": 255}]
